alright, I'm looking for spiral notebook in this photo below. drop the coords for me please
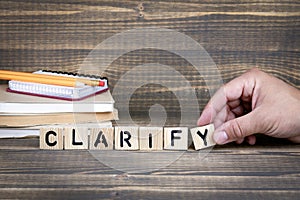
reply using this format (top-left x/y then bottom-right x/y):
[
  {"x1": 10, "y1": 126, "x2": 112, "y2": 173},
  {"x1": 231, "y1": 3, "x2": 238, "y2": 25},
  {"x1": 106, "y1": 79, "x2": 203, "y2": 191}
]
[{"x1": 7, "y1": 70, "x2": 109, "y2": 101}]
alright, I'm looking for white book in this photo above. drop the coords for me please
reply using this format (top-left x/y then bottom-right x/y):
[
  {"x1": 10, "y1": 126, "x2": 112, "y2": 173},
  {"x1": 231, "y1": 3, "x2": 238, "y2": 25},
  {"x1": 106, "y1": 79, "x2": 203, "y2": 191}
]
[{"x1": 0, "y1": 85, "x2": 115, "y2": 114}]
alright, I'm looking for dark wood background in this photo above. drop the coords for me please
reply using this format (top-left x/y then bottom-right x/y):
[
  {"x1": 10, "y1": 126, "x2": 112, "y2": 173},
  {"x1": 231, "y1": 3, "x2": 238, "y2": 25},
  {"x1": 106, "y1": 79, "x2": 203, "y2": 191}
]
[
  {"x1": 1, "y1": 0, "x2": 299, "y2": 119},
  {"x1": 0, "y1": 0, "x2": 299, "y2": 199}
]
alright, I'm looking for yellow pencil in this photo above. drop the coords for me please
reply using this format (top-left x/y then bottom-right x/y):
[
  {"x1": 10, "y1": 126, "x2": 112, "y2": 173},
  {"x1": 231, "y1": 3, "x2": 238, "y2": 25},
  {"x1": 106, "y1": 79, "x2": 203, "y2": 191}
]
[{"x1": 0, "y1": 70, "x2": 105, "y2": 87}]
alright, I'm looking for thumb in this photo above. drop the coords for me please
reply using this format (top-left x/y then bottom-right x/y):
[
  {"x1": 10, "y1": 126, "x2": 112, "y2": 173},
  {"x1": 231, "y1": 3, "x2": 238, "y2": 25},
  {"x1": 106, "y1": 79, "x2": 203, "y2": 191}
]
[{"x1": 213, "y1": 111, "x2": 261, "y2": 144}]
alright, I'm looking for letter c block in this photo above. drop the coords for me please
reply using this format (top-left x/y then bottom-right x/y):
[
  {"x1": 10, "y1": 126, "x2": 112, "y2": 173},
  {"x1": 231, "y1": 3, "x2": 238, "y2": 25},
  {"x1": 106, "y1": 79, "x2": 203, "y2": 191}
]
[{"x1": 40, "y1": 127, "x2": 63, "y2": 150}]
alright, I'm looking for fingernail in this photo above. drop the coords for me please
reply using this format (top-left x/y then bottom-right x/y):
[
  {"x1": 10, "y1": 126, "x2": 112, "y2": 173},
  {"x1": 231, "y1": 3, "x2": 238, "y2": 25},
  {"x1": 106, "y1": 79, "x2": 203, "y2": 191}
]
[{"x1": 213, "y1": 131, "x2": 228, "y2": 144}]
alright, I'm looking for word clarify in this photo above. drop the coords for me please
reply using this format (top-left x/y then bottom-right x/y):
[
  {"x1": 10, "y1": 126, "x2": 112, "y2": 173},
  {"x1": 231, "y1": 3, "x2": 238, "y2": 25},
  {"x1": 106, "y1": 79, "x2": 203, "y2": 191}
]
[{"x1": 40, "y1": 124, "x2": 215, "y2": 151}]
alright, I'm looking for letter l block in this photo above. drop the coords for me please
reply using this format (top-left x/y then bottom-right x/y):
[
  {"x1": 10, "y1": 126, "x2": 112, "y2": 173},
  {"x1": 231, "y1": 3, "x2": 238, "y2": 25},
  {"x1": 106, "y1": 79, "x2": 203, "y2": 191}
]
[{"x1": 64, "y1": 127, "x2": 88, "y2": 149}]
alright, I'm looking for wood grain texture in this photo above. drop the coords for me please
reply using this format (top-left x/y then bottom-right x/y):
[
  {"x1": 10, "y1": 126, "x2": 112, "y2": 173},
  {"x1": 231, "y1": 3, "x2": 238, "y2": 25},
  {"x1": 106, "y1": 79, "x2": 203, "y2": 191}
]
[
  {"x1": 0, "y1": 1, "x2": 299, "y2": 198},
  {"x1": 0, "y1": 137, "x2": 299, "y2": 199},
  {"x1": 0, "y1": 0, "x2": 299, "y2": 117}
]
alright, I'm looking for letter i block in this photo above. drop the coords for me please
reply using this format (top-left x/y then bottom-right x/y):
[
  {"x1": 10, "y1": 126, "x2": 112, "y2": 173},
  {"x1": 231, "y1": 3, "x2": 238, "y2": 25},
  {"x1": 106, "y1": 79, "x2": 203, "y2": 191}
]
[
  {"x1": 90, "y1": 127, "x2": 114, "y2": 150},
  {"x1": 139, "y1": 127, "x2": 163, "y2": 151},
  {"x1": 190, "y1": 124, "x2": 216, "y2": 150},
  {"x1": 40, "y1": 127, "x2": 63, "y2": 150},
  {"x1": 115, "y1": 126, "x2": 139, "y2": 150},
  {"x1": 64, "y1": 127, "x2": 88, "y2": 150},
  {"x1": 164, "y1": 127, "x2": 188, "y2": 150}
]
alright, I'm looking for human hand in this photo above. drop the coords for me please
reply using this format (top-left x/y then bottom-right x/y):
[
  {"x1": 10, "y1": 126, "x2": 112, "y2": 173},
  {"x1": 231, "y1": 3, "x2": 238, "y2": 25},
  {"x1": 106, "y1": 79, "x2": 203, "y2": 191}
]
[{"x1": 197, "y1": 68, "x2": 300, "y2": 145}]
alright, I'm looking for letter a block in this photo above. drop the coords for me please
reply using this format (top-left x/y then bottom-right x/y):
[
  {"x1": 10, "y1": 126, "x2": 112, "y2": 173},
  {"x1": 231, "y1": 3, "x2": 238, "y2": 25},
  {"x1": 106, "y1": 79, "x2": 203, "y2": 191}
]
[
  {"x1": 40, "y1": 127, "x2": 63, "y2": 150},
  {"x1": 90, "y1": 127, "x2": 114, "y2": 150},
  {"x1": 64, "y1": 127, "x2": 88, "y2": 149},
  {"x1": 115, "y1": 126, "x2": 139, "y2": 150},
  {"x1": 190, "y1": 124, "x2": 216, "y2": 150},
  {"x1": 139, "y1": 127, "x2": 163, "y2": 151},
  {"x1": 164, "y1": 127, "x2": 188, "y2": 150}
]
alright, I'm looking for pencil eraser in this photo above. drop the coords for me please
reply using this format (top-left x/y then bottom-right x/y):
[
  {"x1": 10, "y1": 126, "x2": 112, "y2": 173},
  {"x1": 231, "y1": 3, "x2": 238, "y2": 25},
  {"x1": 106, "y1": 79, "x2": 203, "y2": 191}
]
[{"x1": 98, "y1": 81, "x2": 105, "y2": 87}]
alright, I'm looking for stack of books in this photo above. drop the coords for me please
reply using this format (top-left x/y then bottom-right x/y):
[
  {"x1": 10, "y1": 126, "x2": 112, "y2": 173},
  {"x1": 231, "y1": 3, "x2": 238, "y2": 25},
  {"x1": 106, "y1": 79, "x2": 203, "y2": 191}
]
[{"x1": 0, "y1": 70, "x2": 118, "y2": 138}]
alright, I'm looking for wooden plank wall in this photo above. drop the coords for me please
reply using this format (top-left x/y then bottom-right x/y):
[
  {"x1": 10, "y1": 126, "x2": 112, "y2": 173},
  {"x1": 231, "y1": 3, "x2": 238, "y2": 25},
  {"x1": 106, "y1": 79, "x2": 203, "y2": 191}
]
[{"x1": 0, "y1": 0, "x2": 299, "y2": 123}]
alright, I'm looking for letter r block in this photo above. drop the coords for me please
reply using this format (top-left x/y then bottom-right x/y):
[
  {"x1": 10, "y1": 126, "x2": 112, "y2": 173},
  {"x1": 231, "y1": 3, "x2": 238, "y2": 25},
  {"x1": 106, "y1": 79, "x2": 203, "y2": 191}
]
[
  {"x1": 190, "y1": 124, "x2": 216, "y2": 150},
  {"x1": 164, "y1": 127, "x2": 188, "y2": 150},
  {"x1": 115, "y1": 126, "x2": 139, "y2": 150},
  {"x1": 40, "y1": 127, "x2": 63, "y2": 150}
]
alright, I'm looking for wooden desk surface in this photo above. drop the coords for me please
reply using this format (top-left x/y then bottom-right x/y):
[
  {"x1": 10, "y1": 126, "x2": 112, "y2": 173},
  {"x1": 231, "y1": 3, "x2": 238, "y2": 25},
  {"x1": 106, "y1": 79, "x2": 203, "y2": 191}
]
[{"x1": 0, "y1": 137, "x2": 299, "y2": 199}]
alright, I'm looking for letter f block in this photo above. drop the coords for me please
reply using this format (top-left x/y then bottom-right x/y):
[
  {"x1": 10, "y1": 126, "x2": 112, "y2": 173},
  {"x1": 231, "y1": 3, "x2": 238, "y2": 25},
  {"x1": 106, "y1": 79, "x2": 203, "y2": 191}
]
[{"x1": 164, "y1": 127, "x2": 188, "y2": 150}]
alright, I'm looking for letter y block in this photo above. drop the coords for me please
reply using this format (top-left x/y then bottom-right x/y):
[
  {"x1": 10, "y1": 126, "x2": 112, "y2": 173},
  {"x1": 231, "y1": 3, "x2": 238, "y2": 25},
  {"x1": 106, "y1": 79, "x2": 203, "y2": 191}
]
[{"x1": 190, "y1": 124, "x2": 216, "y2": 150}]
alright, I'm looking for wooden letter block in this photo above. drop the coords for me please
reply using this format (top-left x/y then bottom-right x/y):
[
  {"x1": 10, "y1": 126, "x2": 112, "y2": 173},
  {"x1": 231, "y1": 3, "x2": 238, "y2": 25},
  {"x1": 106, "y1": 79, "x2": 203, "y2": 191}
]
[
  {"x1": 64, "y1": 127, "x2": 88, "y2": 150},
  {"x1": 139, "y1": 127, "x2": 163, "y2": 151},
  {"x1": 190, "y1": 124, "x2": 216, "y2": 150},
  {"x1": 164, "y1": 127, "x2": 188, "y2": 150},
  {"x1": 115, "y1": 126, "x2": 139, "y2": 150},
  {"x1": 90, "y1": 127, "x2": 114, "y2": 150},
  {"x1": 40, "y1": 127, "x2": 63, "y2": 150}
]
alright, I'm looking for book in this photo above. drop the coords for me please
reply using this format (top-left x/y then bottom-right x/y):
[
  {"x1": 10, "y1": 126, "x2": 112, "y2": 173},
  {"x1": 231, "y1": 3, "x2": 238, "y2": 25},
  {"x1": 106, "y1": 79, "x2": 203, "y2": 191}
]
[
  {"x1": 7, "y1": 70, "x2": 109, "y2": 101},
  {"x1": 0, "y1": 109, "x2": 118, "y2": 127},
  {"x1": 0, "y1": 121, "x2": 113, "y2": 138},
  {"x1": 0, "y1": 85, "x2": 114, "y2": 113}
]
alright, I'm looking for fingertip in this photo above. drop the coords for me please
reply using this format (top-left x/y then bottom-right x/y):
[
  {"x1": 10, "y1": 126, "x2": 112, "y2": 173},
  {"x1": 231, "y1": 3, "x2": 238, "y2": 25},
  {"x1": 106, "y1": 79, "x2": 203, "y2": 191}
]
[
  {"x1": 197, "y1": 116, "x2": 208, "y2": 126},
  {"x1": 197, "y1": 105, "x2": 213, "y2": 126},
  {"x1": 246, "y1": 135, "x2": 256, "y2": 145},
  {"x1": 288, "y1": 136, "x2": 300, "y2": 143},
  {"x1": 236, "y1": 138, "x2": 244, "y2": 144}
]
